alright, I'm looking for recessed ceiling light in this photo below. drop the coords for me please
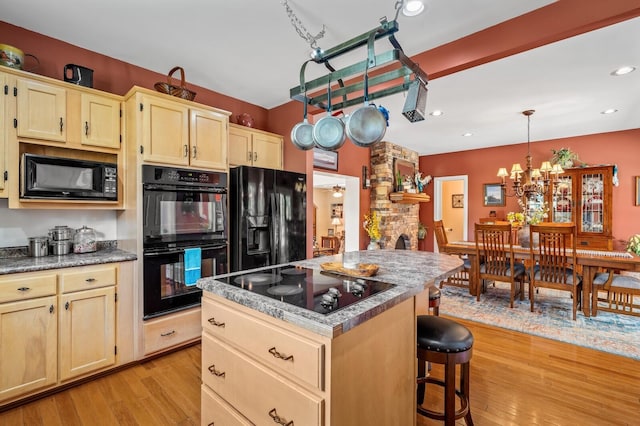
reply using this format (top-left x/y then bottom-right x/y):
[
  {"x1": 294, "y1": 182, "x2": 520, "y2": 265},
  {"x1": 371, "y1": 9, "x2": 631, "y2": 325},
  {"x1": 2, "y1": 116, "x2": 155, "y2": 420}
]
[
  {"x1": 402, "y1": 0, "x2": 425, "y2": 17},
  {"x1": 611, "y1": 66, "x2": 636, "y2": 76},
  {"x1": 430, "y1": 110, "x2": 443, "y2": 116},
  {"x1": 462, "y1": 132, "x2": 473, "y2": 137},
  {"x1": 601, "y1": 108, "x2": 618, "y2": 114}
]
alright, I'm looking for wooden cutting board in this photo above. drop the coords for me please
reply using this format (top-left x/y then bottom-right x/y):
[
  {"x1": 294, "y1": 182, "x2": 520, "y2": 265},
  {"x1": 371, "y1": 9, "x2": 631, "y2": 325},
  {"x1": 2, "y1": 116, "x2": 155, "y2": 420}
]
[{"x1": 320, "y1": 262, "x2": 379, "y2": 277}]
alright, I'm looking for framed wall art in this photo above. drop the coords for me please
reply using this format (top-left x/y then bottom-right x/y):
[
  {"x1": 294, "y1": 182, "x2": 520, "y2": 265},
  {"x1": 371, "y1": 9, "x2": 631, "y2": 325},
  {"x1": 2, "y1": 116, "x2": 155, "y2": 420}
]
[
  {"x1": 394, "y1": 158, "x2": 415, "y2": 191},
  {"x1": 452, "y1": 194, "x2": 464, "y2": 208},
  {"x1": 313, "y1": 148, "x2": 338, "y2": 171},
  {"x1": 636, "y1": 176, "x2": 640, "y2": 206},
  {"x1": 483, "y1": 183, "x2": 505, "y2": 207}
]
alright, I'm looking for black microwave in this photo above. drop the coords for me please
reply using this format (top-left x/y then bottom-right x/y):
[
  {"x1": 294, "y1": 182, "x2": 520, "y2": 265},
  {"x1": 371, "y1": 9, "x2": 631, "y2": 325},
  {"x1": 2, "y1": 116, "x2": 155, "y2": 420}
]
[{"x1": 21, "y1": 153, "x2": 118, "y2": 201}]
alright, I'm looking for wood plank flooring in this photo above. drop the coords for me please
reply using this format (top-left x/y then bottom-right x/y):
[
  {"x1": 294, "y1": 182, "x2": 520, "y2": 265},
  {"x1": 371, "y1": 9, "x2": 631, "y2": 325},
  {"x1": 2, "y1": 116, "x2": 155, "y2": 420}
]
[{"x1": 2, "y1": 317, "x2": 639, "y2": 425}]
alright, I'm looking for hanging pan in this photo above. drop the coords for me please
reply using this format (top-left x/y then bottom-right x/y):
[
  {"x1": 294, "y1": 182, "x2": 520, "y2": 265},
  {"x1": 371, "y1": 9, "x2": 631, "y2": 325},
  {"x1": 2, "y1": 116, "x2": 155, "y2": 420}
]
[
  {"x1": 313, "y1": 79, "x2": 346, "y2": 151},
  {"x1": 290, "y1": 61, "x2": 315, "y2": 150},
  {"x1": 344, "y1": 59, "x2": 387, "y2": 147}
]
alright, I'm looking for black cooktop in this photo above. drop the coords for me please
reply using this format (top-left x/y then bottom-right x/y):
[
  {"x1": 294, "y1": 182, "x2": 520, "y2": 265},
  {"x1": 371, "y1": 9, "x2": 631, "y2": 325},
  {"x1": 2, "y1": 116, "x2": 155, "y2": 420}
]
[{"x1": 219, "y1": 265, "x2": 395, "y2": 315}]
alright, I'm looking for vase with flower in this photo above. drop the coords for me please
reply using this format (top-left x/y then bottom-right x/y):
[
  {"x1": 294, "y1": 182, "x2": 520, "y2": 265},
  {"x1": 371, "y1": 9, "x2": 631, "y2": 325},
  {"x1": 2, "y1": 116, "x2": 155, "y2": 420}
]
[
  {"x1": 363, "y1": 211, "x2": 381, "y2": 250},
  {"x1": 507, "y1": 199, "x2": 549, "y2": 247}
]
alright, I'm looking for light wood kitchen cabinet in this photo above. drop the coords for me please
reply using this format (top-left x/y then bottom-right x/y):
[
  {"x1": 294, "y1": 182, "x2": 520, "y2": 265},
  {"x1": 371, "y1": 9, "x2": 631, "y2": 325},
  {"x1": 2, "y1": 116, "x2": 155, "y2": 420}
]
[
  {"x1": 142, "y1": 306, "x2": 201, "y2": 356},
  {"x1": 546, "y1": 165, "x2": 614, "y2": 249},
  {"x1": 229, "y1": 123, "x2": 283, "y2": 169},
  {"x1": 58, "y1": 265, "x2": 116, "y2": 381},
  {"x1": 15, "y1": 78, "x2": 67, "y2": 143},
  {"x1": 0, "y1": 263, "x2": 124, "y2": 405},
  {"x1": 0, "y1": 272, "x2": 58, "y2": 402},
  {"x1": 200, "y1": 293, "x2": 414, "y2": 426},
  {"x1": 14, "y1": 76, "x2": 122, "y2": 150},
  {"x1": 79, "y1": 92, "x2": 121, "y2": 150},
  {"x1": 129, "y1": 89, "x2": 229, "y2": 169},
  {"x1": 0, "y1": 72, "x2": 7, "y2": 196}
]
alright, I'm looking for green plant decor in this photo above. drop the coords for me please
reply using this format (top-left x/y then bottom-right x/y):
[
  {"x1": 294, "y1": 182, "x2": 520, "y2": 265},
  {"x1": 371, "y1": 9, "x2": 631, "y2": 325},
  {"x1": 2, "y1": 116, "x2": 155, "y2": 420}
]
[
  {"x1": 627, "y1": 234, "x2": 640, "y2": 255},
  {"x1": 551, "y1": 148, "x2": 580, "y2": 168}
]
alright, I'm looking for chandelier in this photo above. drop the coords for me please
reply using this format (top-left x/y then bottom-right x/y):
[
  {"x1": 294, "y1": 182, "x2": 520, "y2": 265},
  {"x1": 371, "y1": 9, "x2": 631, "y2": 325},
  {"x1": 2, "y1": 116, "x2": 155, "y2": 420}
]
[
  {"x1": 332, "y1": 185, "x2": 344, "y2": 198},
  {"x1": 497, "y1": 110, "x2": 564, "y2": 199}
]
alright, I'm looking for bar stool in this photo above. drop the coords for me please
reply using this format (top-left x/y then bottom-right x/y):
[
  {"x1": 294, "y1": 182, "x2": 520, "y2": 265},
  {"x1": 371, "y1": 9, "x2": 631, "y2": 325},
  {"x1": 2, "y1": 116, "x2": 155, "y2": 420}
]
[
  {"x1": 416, "y1": 315, "x2": 474, "y2": 425},
  {"x1": 428, "y1": 286, "x2": 441, "y2": 316}
]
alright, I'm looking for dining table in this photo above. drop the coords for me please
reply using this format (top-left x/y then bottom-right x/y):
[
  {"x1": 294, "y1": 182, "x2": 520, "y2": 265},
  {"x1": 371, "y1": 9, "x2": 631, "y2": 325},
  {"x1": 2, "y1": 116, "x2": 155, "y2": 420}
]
[{"x1": 443, "y1": 240, "x2": 640, "y2": 317}]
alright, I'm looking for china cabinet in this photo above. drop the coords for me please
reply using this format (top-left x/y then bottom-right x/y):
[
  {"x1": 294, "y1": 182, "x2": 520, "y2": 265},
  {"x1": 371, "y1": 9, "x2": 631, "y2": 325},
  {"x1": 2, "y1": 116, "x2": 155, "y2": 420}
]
[{"x1": 547, "y1": 165, "x2": 614, "y2": 250}]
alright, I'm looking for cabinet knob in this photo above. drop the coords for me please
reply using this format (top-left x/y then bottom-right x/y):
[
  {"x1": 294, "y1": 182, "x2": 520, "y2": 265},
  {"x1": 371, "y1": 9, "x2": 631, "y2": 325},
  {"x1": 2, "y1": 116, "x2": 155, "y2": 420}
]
[
  {"x1": 268, "y1": 408, "x2": 293, "y2": 426},
  {"x1": 207, "y1": 364, "x2": 225, "y2": 377},
  {"x1": 192, "y1": 146, "x2": 197, "y2": 158},
  {"x1": 65, "y1": 301, "x2": 70, "y2": 310},
  {"x1": 184, "y1": 145, "x2": 189, "y2": 157},
  {"x1": 207, "y1": 317, "x2": 225, "y2": 328},
  {"x1": 253, "y1": 151, "x2": 258, "y2": 161},
  {"x1": 49, "y1": 305, "x2": 54, "y2": 314},
  {"x1": 17, "y1": 287, "x2": 30, "y2": 292},
  {"x1": 85, "y1": 121, "x2": 89, "y2": 136},
  {"x1": 160, "y1": 330, "x2": 176, "y2": 337},
  {"x1": 59, "y1": 117, "x2": 64, "y2": 132},
  {"x1": 268, "y1": 347, "x2": 294, "y2": 362}
]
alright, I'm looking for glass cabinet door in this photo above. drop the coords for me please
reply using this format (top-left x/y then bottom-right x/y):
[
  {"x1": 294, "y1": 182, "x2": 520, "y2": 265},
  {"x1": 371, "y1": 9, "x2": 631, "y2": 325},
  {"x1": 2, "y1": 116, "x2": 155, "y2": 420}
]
[
  {"x1": 552, "y1": 175, "x2": 573, "y2": 223},
  {"x1": 580, "y1": 171, "x2": 605, "y2": 234}
]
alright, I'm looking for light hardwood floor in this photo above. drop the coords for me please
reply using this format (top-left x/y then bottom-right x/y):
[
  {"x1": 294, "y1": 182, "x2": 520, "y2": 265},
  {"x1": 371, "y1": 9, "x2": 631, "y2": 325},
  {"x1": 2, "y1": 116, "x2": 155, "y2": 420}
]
[{"x1": 1, "y1": 317, "x2": 639, "y2": 425}]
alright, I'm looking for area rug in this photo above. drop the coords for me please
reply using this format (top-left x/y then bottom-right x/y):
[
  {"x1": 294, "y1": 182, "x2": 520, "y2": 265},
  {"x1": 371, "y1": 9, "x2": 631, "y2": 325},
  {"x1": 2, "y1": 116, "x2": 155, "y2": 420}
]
[{"x1": 438, "y1": 283, "x2": 640, "y2": 360}]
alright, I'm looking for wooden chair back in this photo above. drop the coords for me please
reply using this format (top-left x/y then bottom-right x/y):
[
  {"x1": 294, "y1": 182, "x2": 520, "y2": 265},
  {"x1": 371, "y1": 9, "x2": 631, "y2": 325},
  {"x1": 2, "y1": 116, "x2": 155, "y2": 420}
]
[
  {"x1": 529, "y1": 222, "x2": 581, "y2": 319},
  {"x1": 434, "y1": 220, "x2": 448, "y2": 251},
  {"x1": 474, "y1": 223, "x2": 526, "y2": 307},
  {"x1": 321, "y1": 236, "x2": 340, "y2": 254},
  {"x1": 530, "y1": 223, "x2": 578, "y2": 285}
]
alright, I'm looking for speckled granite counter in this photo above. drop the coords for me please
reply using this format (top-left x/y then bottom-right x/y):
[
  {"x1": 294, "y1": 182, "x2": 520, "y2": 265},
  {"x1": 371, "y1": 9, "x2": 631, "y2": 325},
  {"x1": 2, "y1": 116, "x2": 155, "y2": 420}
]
[
  {"x1": 0, "y1": 247, "x2": 137, "y2": 275},
  {"x1": 198, "y1": 249, "x2": 463, "y2": 338}
]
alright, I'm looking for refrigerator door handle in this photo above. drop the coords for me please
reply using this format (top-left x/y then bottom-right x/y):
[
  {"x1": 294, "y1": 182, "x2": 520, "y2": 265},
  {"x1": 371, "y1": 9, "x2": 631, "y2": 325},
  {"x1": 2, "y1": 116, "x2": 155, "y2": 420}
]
[{"x1": 269, "y1": 193, "x2": 278, "y2": 265}]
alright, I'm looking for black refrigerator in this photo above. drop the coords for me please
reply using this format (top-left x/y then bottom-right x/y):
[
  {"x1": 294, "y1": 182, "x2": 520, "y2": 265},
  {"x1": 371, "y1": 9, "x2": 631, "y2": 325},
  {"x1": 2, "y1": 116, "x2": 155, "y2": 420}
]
[{"x1": 230, "y1": 166, "x2": 307, "y2": 272}]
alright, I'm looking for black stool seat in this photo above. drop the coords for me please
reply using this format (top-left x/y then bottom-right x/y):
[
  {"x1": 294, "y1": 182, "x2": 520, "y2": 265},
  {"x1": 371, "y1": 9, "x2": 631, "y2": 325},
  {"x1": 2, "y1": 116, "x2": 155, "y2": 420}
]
[
  {"x1": 417, "y1": 315, "x2": 473, "y2": 353},
  {"x1": 416, "y1": 315, "x2": 474, "y2": 425}
]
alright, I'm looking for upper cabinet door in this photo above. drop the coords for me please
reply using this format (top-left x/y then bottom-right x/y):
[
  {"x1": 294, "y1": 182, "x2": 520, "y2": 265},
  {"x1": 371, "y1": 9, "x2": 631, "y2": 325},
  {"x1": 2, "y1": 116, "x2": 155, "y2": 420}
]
[
  {"x1": 140, "y1": 95, "x2": 190, "y2": 166},
  {"x1": 189, "y1": 108, "x2": 228, "y2": 170},
  {"x1": 80, "y1": 93, "x2": 121, "y2": 149},
  {"x1": 252, "y1": 132, "x2": 282, "y2": 170},
  {"x1": 228, "y1": 125, "x2": 252, "y2": 167},
  {"x1": 16, "y1": 79, "x2": 67, "y2": 142}
]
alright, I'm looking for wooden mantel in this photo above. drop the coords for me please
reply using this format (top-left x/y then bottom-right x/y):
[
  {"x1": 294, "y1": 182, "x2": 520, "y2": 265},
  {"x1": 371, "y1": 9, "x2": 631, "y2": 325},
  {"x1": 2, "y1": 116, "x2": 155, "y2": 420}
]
[{"x1": 390, "y1": 192, "x2": 431, "y2": 204}]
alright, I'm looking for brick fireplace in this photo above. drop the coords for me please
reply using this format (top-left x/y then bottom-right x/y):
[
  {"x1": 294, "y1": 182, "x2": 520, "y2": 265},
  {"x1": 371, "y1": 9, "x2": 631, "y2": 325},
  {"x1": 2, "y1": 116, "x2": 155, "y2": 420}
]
[{"x1": 369, "y1": 141, "x2": 421, "y2": 250}]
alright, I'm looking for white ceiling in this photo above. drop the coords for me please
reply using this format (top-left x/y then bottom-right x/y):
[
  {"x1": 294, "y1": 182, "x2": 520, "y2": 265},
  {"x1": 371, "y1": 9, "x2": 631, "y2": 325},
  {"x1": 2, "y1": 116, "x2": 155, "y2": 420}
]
[{"x1": 3, "y1": 0, "x2": 639, "y2": 155}]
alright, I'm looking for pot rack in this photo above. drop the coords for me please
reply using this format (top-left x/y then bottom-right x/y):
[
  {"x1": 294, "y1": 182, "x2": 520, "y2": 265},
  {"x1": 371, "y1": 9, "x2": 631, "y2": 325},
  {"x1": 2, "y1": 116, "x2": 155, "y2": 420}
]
[{"x1": 289, "y1": 17, "x2": 428, "y2": 113}]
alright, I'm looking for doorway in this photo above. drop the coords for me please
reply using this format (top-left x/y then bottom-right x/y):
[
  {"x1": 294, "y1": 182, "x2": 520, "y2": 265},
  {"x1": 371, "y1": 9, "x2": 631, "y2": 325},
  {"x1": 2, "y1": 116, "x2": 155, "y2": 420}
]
[
  {"x1": 433, "y1": 175, "x2": 468, "y2": 251},
  {"x1": 313, "y1": 171, "x2": 360, "y2": 252}
]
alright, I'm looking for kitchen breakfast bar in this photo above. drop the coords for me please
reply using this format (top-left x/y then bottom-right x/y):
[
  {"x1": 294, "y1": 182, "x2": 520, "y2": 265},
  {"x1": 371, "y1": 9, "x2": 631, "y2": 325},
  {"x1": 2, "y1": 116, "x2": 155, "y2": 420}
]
[{"x1": 197, "y1": 250, "x2": 463, "y2": 425}]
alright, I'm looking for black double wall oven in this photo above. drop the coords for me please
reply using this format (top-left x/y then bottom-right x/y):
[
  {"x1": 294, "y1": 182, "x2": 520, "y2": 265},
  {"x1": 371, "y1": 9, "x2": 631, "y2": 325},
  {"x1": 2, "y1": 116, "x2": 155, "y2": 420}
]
[{"x1": 142, "y1": 165, "x2": 228, "y2": 319}]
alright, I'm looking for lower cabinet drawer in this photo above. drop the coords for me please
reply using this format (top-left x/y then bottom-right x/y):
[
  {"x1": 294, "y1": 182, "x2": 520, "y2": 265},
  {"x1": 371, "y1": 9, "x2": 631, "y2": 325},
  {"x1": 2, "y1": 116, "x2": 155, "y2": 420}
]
[
  {"x1": 0, "y1": 272, "x2": 57, "y2": 303},
  {"x1": 59, "y1": 264, "x2": 117, "y2": 293},
  {"x1": 201, "y1": 384, "x2": 252, "y2": 426},
  {"x1": 143, "y1": 308, "x2": 201, "y2": 355},
  {"x1": 202, "y1": 296, "x2": 324, "y2": 390},
  {"x1": 202, "y1": 333, "x2": 324, "y2": 426}
]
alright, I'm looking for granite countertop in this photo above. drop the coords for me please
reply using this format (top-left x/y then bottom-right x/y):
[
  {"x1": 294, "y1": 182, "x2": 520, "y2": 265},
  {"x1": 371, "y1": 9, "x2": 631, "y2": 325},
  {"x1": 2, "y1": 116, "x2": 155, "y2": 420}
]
[
  {"x1": 198, "y1": 249, "x2": 463, "y2": 339},
  {"x1": 0, "y1": 247, "x2": 138, "y2": 275}
]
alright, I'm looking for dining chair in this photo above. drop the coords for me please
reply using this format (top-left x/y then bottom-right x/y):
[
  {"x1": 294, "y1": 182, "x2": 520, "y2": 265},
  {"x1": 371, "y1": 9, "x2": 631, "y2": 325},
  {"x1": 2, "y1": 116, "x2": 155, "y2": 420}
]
[
  {"x1": 474, "y1": 223, "x2": 526, "y2": 308},
  {"x1": 434, "y1": 220, "x2": 471, "y2": 289},
  {"x1": 529, "y1": 223, "x2": 582, "y2": 320},
  {"x1": 321, "y1": 236, "x2": 340, "y2": 255},
  {"x1": 591, "y1": 270, "x2": 640, "y2": 317}
]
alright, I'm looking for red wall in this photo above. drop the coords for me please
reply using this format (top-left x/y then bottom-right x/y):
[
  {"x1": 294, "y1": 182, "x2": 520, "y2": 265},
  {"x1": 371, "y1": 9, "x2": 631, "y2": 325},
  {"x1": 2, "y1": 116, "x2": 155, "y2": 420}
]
[
  {"x1": 419, "y1": 129, "x2": 640, "y2": 251},
  {"x1": 3, "y1": 0, "x2": 639, "y2": 253}
]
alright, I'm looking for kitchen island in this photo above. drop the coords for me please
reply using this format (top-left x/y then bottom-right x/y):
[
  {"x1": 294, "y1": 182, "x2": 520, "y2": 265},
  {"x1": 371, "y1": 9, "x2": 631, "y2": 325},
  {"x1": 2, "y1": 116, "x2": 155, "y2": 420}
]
[{"x1": 198, "y1": 249, "x2": 463, "y2": 426}]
